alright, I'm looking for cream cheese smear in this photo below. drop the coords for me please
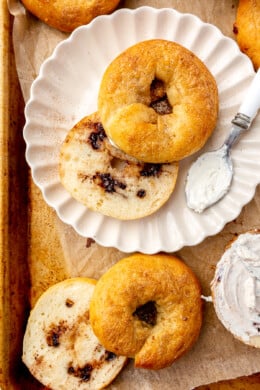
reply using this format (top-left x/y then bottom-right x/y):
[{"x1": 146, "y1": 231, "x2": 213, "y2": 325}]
[
  {"x1": 185, "y1": 145, "x2": 233, "y2": 213},
  {"x1": 211, "y1": 232, "x2": 260, "y2": 347}
]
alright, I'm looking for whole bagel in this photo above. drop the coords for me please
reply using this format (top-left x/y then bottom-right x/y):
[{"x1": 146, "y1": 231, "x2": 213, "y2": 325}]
[
  {"x1": 20, "y1": 0, "x2": 121, "y2": 32},
  {"x1": 98, "y1": 39, "x2": 219, "y2": 163},
  {"x1": 90, "y1": 253, "x2": 202, "y2": 370},
  {"x1": 59, "y1": 112, "x2": 179, "y2": 220}
]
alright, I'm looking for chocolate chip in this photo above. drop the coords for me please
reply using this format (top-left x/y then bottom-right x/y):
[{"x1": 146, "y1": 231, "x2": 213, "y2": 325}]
[
  {"x1": 80, "y1": 364, "x2": 93, "y2": 382},
  {"x1": 137, "y1": 189, "x2": 146, "y2": 198},
  {"x1": 68, "y1": 363, "x2": 93, "y2": 382},
  {"x1": 65, "y1": 298, "x2": 74, "y2": 308},
  {"x1": 68, "y1": 366, "x2": 75, "y2": 374},
  {"x1": 88, "y1": 122, "x2": 106, "y2": 150},
  {"x1": 46, "y1": 322, "x2": 67, "y2": 347},
  {"x1": 96, "y1": 173, "x2": 126, "y2": 193},
  {"x1": 117, "y1": 181, "x2": 127, "y2": 190},
  {"x1": 104, "y1": 351, "x2": 117, "y2": 361},
  {"x1": 46, "y1": 331, "x2": 60, "y2": 347},
  {"x1": 140, "y1": 164, "x2": 162, "y2": 177},
  {"x1": 99, "y1": 173, "x2": 116, "y2": 193}
]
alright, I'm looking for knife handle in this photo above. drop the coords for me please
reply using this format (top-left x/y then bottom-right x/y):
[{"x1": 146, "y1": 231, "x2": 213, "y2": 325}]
[{"x1": 239, "y1": 68, "x2": 260, "y2": 120}]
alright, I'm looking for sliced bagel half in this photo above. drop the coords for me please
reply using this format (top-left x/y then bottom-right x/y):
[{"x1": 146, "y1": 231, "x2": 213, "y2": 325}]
[{"x1": 22, "y1": 277, "x2": 127, "y2": 389}]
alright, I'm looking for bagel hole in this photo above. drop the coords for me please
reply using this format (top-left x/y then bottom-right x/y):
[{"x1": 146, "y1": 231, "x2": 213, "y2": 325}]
[
  {"x1": 149, "y1": 78, "x2": 172, "y2": 115},
  {"x1": 133, "y1": 300, "x2": 157, "y2": 326}
]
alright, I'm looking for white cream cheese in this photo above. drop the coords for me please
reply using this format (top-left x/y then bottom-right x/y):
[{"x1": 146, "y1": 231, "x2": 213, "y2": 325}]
[
  {"x1": 211, "y1": 232, "x2": 260, "y2": 346},
  {"x1": 185, "y1": 145, "x2": 233, "y2": 213}
]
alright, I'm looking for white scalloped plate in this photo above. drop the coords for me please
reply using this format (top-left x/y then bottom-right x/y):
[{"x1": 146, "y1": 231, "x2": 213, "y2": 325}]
[{"x1": 24, "y1": 6, "x2": 260, "y2": 254}]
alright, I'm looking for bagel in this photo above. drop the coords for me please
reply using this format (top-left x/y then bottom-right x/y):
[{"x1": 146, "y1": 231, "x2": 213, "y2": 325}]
[
  {"x1": 59, "y1": 112, "x2": 179, "y2": 220},
  {"x1": 20, "y1": 0, "x2": 120, "y2": 32},
  {"x1": 233, "y1": 0, "x2": 260, "y2": 70},
  {"x1": 98, "y1": 39, "x2": 219, "y2": 163},
  {"x1": 90, "y1": 253, "x2": 202, "y2": 370},
  {"x1": 22, "y1": 278, "x2": 127, "y2": 389},
  {"x1": 211, "y1": 231, "x2": 260, "y2": 348}
]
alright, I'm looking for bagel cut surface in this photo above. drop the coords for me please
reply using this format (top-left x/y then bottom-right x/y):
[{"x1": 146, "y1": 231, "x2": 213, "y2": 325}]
[
  {"x1": 98, "y1": 39, "x2": 219, "y2": 163},
  {"x1": 90, "y1": 253, "x2": 202, "y2": 370},
  {"x1": 59, "y1": 112, "x2": 179, "y2": 220},
  {"x1": 21, "y1": 0, "x2": 120, "y2": 32},
  {"x1": 22, "y1": 278, "x2": 127, "y2": 390},
  {"x1": 211, "y1": 231, "x2": 260, "y2": 348}
]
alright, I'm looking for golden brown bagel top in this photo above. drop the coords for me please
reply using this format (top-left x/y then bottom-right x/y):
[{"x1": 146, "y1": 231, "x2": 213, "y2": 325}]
[
  {"x1": 98, "y1": 39, "x2": 219, "y2": 163},
  {"x1": 233, "y1": 0, "x2": 260, "y2": 70},
  {"x1": 21, "y1": 0, "x2": 121, "y2": 32}
]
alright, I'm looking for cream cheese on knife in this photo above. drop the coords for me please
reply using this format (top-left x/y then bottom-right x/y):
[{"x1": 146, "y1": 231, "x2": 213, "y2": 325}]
[{"x1": 185, "y1": 145, "x2": 233, "y2": 213}]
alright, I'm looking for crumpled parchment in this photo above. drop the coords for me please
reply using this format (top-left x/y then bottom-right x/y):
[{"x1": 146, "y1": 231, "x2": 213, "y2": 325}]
[{"x1": 8, "y1": 0, "x2": 260, "y2": 388}]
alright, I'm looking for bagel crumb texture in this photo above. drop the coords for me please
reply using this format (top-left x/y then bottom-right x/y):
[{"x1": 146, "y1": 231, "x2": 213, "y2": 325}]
[
  {"x1": 22, "y1": 278, "x2": 127, "y2": 389},
  {"x1": 90, "y1": 253, "x2": 203, "y2": 370},
  {"x1": 98, "y1": 39, "x2": 219, "y2": 163},
  {"x1": 59, "y1": 112, "x2": 179, "y2": 220}
]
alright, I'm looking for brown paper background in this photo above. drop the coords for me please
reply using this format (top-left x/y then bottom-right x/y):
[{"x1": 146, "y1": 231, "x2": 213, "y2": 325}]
[{"x1": 8, "y1": 0, "x2": 260, "y2": 389}]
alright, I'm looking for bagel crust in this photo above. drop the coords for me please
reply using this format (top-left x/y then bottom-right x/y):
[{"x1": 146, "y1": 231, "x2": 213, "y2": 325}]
[
  {"x1": 233, "y1": 0, "x2": 260, "y2": 70},
  {"x1": 98, "y1": 39, "x2": 219, "y2": 163},
  {"x1": 59, "y1": 112, "x2": 179, "y2": 220},
  {"x1": 21, "y1": 0, "x2": 120, "y2": 32},
  {"x1": 22, "y1": 278, "x2": 127, "y2": 389},
  {"x1": 90, "y1": 254, "x2": 202, "y2": 370}
]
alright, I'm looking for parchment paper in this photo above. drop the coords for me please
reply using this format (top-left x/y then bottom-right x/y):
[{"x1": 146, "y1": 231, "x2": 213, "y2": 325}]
[{"x1": 8, "y1": 0, "x2": 260, "y2": 388}]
